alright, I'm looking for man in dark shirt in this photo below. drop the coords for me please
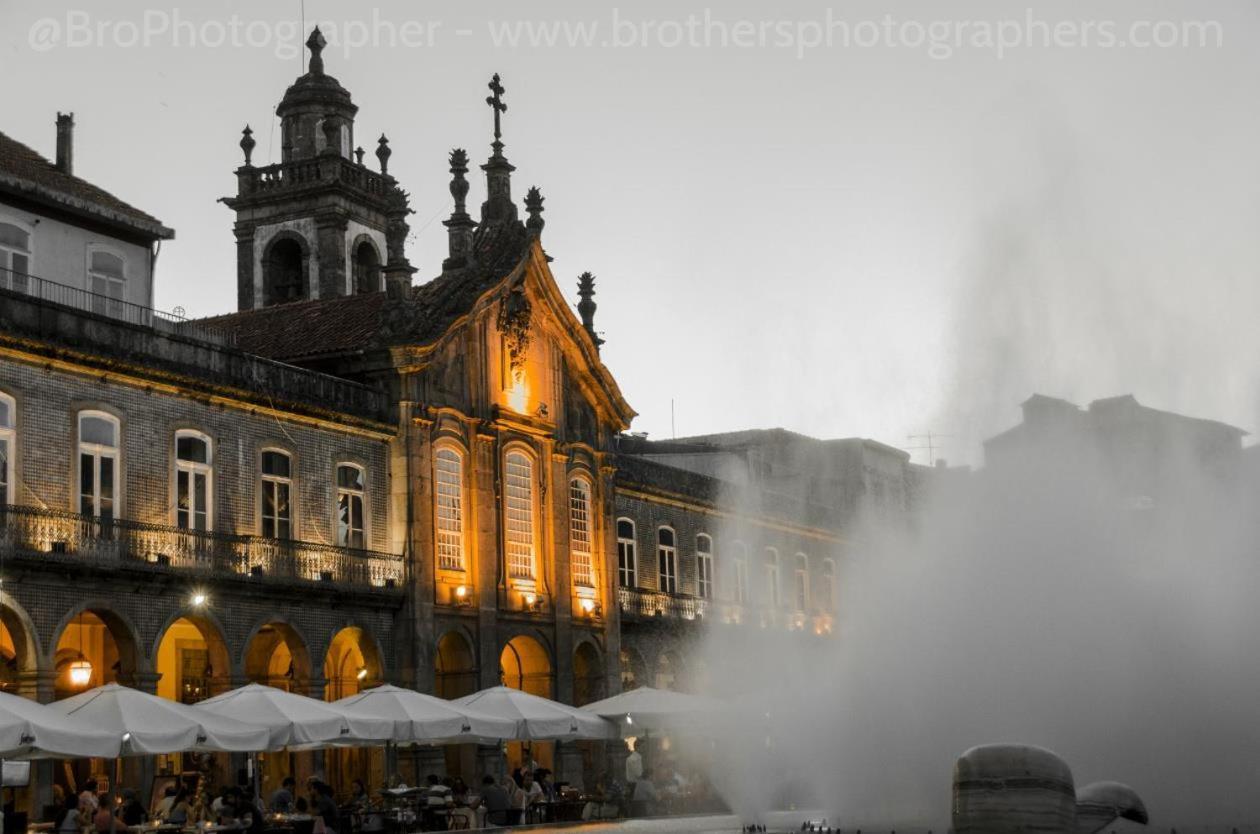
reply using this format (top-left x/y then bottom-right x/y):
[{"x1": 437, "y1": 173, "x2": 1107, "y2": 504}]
[
  {"x1": 479, "y1": 775, "x2": 511, "y2": 825},
  {"x1": 270, "y1": 777, "x2": 296, "y2": 813}
]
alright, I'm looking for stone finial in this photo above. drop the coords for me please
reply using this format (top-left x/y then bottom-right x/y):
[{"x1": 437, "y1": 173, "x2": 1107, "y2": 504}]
[
  {"x1": 576, "y1": 271, "x2": 604, "y2": 351},
  {"x1": 449, "y1": 148, "x2": 470, "y2": 211},
  {"x1": 376, "y1": 134, "x2": 391, "y2": 175},
  {"x1": 306, "y1": 27, "x2": 326, "y2": 75},
  {"x1": 239, "y1": 124, "x2": 256, "y2": 166},
  {"x1": 443, "y1": 148, "x2": 476, "y2": 272},
  {"x1": 524, "y1": 186, "x2": 545, "y2": 234},
  {"x1": 354, "y1": 146, "x2": 365, "y2": 165}
]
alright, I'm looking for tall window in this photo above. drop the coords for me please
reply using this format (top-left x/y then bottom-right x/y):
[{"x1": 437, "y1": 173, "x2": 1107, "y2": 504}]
[
  {"x1": 0, "y1": 393, "x2": 13, "y2": 506},
  {"x1": 794, "y1": 553, "x2": 809, "y2": 612},
  {"x1": 733, "y1": 541, "x2": 749, "y2": 605},
  {"x1": 260, "y1": 450, "x2": 292, "y2": 539},
  {"x1": 821, "y1": 559, "x2": 835, "y2": 612},
  {"x1": 352, "y1": 240, "x2": 380, "y2": 294},
  {"x1": 657, "y1": 527, "x2": 677, "y2": 594},
  {"x1": 434, "y1": 447, "x2": 465, "y2": 570},
  {"x1": 504, "y1": 450, "x2": 535, "y2": 579},
  {"x1": 175, "y1": 431, "x2": 212, "y2": 531},
  {"x1": 764, "y1": 548, "x2": 780, "y2": 608},
  {"x1": 88, "y1": 250, "x2": 126, "y2": 317},
  {"x1": 78, "y1": 412, "x2": 119, "y2": 520},
  {"x1": 0, "y1": 223, "x2": 30, "y2": 294},
  {"x1": 616, "y1": 518, "x2": 637, "y2": 588},
  {"x1": 336, "y1": 464, "x2": 365, "y2": 549},
  {"x1": 569, "y1": 477, "x2": 594, "y2": 587},
  {"x1": 696, "y1": 534, "x2": 714, "y2": 599}
]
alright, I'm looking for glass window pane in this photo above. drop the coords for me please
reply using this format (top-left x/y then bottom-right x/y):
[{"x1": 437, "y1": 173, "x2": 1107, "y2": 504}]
[
  {"x1": 80, "y1": 415, "x2": 116, "y2": 446},
  {"x1": 617, "y1": 519, "x2": 633, "y2": 539},
  {"x1": 0, "y1": 399, "x2": 11, "y2": 427},
  {"x1": 0, "y1": 438, "x2": 10, "y2": 505},
  {"x1": 0, "y1": 224, "x2": 28, "y2": 249},
  {"x1": 177, "y1": 435, "x2": 208, "y2": 463},
  {"x1": 659, "y1": 528, "x2": 674, "y2": 547},
  {"x1": 90, "y1": 251, "x2": 125, "y2": 278},
  {"x1": 338, "y1": 464, "x2": 364, "y2": 490},
  {"x1": 262, "y1": 451, "x2": 290, "y2": 476}
]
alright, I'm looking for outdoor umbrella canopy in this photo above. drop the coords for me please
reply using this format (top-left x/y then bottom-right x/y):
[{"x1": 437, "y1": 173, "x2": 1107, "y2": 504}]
[
  {"x1": 197, "y1": 683, "x2": 393, "y2": 750},
  {"x1": 454, "y1": 686, "x2": 616, "y2": 741},
  {"x1": 0, "y1": 689, "x2": 120, "y2": 759},
  {"x1": 51, "y1": 684, "x2": 270, "y2": 754},
  {"x1": 335, "y1": 684, "x2": 518, "y2": 744},
  {"x1": 579, "y1": 686, "x2": 726, "y2": 733}
]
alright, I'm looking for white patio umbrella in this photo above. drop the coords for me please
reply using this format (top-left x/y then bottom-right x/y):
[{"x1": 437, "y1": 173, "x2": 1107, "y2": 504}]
[
  {"x1": 0, "y1": 690, "x2": 120, "y2": 759},
  {"x1": 197, "y1": 683, "x2": 393, "y2": 749},
  {"x1": 51, "y1": 683, "x2": 270, "y2": 754},
  {"x1": 580, "y1": 686, "x2": 726, "y2": 734},
  {"x1": 335, "y1": 684, "x2": 518, "y2": 744},
  {"x1": 454, "y1": 686, "x2": 616, "y2": 741}
]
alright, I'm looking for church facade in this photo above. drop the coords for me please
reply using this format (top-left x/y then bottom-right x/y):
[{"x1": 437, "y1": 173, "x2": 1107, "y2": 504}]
[{"x1": 0, "y1": 29, "x2": 874, "y2": 807}]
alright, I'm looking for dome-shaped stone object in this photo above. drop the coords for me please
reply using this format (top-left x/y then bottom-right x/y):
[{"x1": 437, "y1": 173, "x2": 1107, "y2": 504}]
[{"x1": 1075, "y1": 781, "x2": 1149, "y2": 834}]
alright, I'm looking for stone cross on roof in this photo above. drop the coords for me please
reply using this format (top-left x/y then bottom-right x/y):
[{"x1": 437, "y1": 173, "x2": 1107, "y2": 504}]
[{"x1": 486, "y1": 73, "x2": 507, "y2": 152}]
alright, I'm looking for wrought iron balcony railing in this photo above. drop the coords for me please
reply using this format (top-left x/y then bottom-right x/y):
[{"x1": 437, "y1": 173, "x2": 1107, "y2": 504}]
[
  {"x1": 0, "y1": 504, "x2": 404, "y2": 591},
  {"x1": 616, "y1": 586, "x2": 710, "y2": 621}
]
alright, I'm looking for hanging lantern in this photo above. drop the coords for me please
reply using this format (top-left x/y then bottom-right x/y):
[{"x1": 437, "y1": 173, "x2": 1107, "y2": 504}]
[{"x1": 68, "y1": 657, "x2": 93, "y2": 687}]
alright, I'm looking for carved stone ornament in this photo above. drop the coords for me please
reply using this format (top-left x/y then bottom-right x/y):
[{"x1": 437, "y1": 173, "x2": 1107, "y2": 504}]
[{"x1": 496, "y1": 282, "x2": 533, "y2": 374}]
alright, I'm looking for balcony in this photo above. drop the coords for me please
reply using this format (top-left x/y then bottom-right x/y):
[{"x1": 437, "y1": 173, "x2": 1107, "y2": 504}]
[
  {"x1": 0, "y1": 504, "x2": 404, "y2": 592},
  {"x1": 617, "y1": 586, "x2": 710, "y2": 622},
  {"x1": 0, "y1": 268, "x2": 233, "y2": 347},
  {"x1": 236, "y1": 157, "x2": 391, "y2": 201}
]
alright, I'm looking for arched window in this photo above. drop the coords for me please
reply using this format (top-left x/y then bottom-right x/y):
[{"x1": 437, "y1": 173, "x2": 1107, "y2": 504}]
[
  {"x1": 174, "y1": 431, "x2": 212, "y2": 531},
  {"x1": 260, "y1": 450, "x2": 293, "y2": 539},
  {"x1": 88, "y1": 249, "x2": 126, "y2": 317},
  {"x1": 434, "y1": 447, "x2": 465, "y2": 570},
  {"x1": 503, "y1": 450, "x2": 535, "y2": 580},
  {"x1": 569, "y1": 476, "x2": 594, "y2": 588},
  {"x1": 336, "y1": 464, "x2": 365, "y2": 549},
  {"x1": 732, "y1": 541, "x2": 749, "y2": 605},
  {"x1": 263, "y1": 237, "x2": 305, "y2": 306},
  {"x1": 616, "y1": 518, "x2": 637, "y2": 588},
  {"x1": 764, "y1": 547, "x2": 780, "y2": 608},
  {"x1": 352, "y1": 240, "x2": 380, "y2": 295},
  {"x1": 696, "y1": 534, "x2": 714, "y2": 599},
  {"x1": 794, "y1": 552, "x2": 809, "y2": 613},
  {"x1": 0, "y1": 222, "x2": 31, "y2": 294},
  {"x1": 657, "y1": 527, "x2": 677, "y2": 594},
  {"x1": 78, "y1": 411, "x2": 119, "y2": 520},
  {"x1": 0, "y1": 392, "x2": 14, "y2": 506},
  {"x1": 821, "y1": 559, "x2": 836, "y2": 612}
]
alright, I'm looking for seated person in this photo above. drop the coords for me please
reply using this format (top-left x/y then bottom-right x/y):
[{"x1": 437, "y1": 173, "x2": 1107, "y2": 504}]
[
  {"x1": 271, "y1": 777, "x2": 297, "y2": 813},
  {"x1": 120, "y1": 788, "x2": 147, "y2": 827},
  {"x1": 633, "y1": 769, "x2": 661, "y2": 815}
]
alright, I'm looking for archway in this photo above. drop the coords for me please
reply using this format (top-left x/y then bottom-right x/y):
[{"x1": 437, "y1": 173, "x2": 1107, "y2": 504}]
[
  {"x1": 244, "y1": 621, "x2": 312, "y2": 794},
  {"x1": 154, "y1": 614, "x2": 233, "y2": 784},
  {"x1": 619, "y1": 647, "x2": 646, "y2": 692},
  {"x1": 500, "y1": 635, "x2": 553, "y2": 772},
  {"x1": 573, "y1": 642, "x2": 604, "y2": 707},
  {"x1": 435, "y1": 631, "x2": 478, "y2": 781},
  {"x1": 654, "y1": 650, "x2": 684, "y2": 692},
  {"x1": 263, "y1": 236, "x2": 306, "y2": 306},
  {"x1": 351, "y1": 239, "x2": 380, "y2": 294},
  {"x1": 0, "y1": 597, "x2": 37, "y2": 694},
  {"x1": 323, "y1": 627, "x2": 385, "y2": 797}
]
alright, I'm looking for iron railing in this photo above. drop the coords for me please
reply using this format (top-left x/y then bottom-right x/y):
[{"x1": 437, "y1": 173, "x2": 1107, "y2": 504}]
[
  {"x1": 617, "y1": 586, "x2": 710, "y2": 621},
  {"x1": 0, "y1": 268, "x2": 234, "y2": 347},
  {"x1": 0, "y1": 504, "x2": 404, "y2": 590}
]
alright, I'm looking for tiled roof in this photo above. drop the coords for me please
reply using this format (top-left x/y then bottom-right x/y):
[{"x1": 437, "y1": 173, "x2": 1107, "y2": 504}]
[{"x1": 0, "y1": 130, "x2": 173, "y2": 239}]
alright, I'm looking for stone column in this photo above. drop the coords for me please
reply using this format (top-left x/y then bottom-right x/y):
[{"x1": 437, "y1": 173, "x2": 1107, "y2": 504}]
[
  {"x1": 234, "y1": 225, "x2": 256, "y2": 310},
  {"x1": 314, "y1": 212, "x2": 348, "y2": 300},
  {"x1": 554, "y1": 742, "x2": 585, "y2": 792},
  {"x1": 17, "y1": 671, "x2": 58, "y2": 816}
]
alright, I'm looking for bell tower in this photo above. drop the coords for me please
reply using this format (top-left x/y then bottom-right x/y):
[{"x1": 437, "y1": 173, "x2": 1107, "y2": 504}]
[{"x1": 222, "y1": 27, "x2": 414, "y2": 311}]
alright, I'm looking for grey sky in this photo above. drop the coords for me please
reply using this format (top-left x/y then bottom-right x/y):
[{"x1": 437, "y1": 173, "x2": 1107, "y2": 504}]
[{"x1": 3, "y1": 0, "x2": 1256, "y2": 464}]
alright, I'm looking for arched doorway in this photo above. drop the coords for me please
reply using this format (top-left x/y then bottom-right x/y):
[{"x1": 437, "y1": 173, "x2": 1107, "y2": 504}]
[
  {"x1": 500, "y1": 636, "x2": 553, "y2": 772},
  {"x1": 435, "y1": 631, "x2": 478, "y2": 780},
  {"x1": 572, "y1": 643, "x2": 604, "y2": 707},
  {"x1": 154, "y1": 614, "x2": 233, "y2": 787},
  {"x1": 619, "y1": 647, "x2": 645, "y2": 691},
  {"x1": 324, "y1": 627, "x2": 384, "y2": 796},
  {"x1": 244, "y1": 622, "x2": 312, "y2": 795},
  {"x1": 0, "y1": 599, "x2": 36, "y2": 694},
  {"x1": 351, "y1": 239, "x2": 380, "y2": 295},
  {"x1": 263, "y1": 237, "x2": 305, "y2": 306}
]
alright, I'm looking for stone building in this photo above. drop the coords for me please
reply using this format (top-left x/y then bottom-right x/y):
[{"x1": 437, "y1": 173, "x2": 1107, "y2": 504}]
[{"x1": 0, "y1": 29, "x2": 907, "y2": 809}]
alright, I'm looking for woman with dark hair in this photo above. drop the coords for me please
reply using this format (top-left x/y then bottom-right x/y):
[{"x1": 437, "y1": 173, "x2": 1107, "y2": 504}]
[{"x1": 310, "y1": 781, "x2": 339, "y2": 834}]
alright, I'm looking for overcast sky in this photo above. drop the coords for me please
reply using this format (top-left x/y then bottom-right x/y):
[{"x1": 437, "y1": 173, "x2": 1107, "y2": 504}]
[{"x1": 4, "y1": 0, "x2": 1257, "y2": 464}]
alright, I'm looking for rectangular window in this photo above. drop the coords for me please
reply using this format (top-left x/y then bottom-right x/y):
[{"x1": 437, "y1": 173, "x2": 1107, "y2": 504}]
[
  {"x1": 336, "y1": 464, "x2": 365, "y2": 549},
  {"x1": 657, "y1": 528, "x2": 677, "y2": 595},
  {"x1": 0, "y1": 223, "x2": 31, "y2": 295},
  {"x1": 617, "y1": 519, "x2": 637, "y2": 588},
  {"x1": 504, "y1": 451, "x2": 535, "y2": 579},
  {"x1": 569, "y1": 478, "x2": 594, "y2": 587},
  {"x1": 78, "y1": 413, "x2": 118, "y2": 521},
  {"x1": 261, "y1": 451, "x2": 292, "y2": 539},
  {"x1": 88, "y1": 250, "x2": 126, "y2": 318},
  {"x1": 0, "y1": 395, "x2": 12, "y2": 506},
  {"x1": 696, "y1": 535, "x2": 713, "y2": 599},
  {"x1": 733, "y1": 543, "x2": 749, "y2": 605},
  {"x1": 435, "y1": 448, "x2": 464, "y2": 570},
  {"x1": 764, "y1": 548, "x2": 780, "y2": 608},
  {"x1": 794, "y1": 553, "x2": 809, "y2": 612},
  {"x1": 175, "y1": 433, "x2": 212, "y2": 532}
]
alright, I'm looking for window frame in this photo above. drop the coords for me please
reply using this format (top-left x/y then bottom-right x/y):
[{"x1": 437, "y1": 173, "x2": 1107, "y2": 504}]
[
  {"x1": 259, "y1": 448, "x2": 294, "y2": 540},
  {"x1": 0, "y1": 217, "x2": 33, "y2": 295},
  {"x1": 0, "y1": 391, "x2": 14, "y2": 506},
  {"x1": 503, "y1": 447, "x2": 538, "y2": 581},
  {"x1": 434, "y1": 444, "x2": 467, "y2": 571},
  {"x1": 656, "y1": 526, "x2": 678, "y2": 595},
  {"x1": 732, "y1": 541, "x2": 749, "y2": 605},
  {"x1": 335, "y1": 462, "x2": 367, "y2": 550},
  {"x1": 794, "y1": 552, "x2": 809, "y2": 613},
  {"x1": 616, "y1": 517, "x2": 638, "y2": 588},
  {"x1": 696, "y1": 533, "x2": 714, "y2": 599},
  {"x1": 764, "y1": 547, "x2": 780, "y2": 608},
  {"x1": 173, "y1": 429, "x2": 213, "y2": 532},
  {"x1": 76, "y1": 410, "x2": 120, "y2": 520},
  {"x1": 821, "y1": 558, "x2": 836, "y2": 612},
  {"x1": 568, "y1": 474, "x2": 595, "y2": 589},
  {"x1": 85, "y1": 245, "x2": 128, "y2": 317}
]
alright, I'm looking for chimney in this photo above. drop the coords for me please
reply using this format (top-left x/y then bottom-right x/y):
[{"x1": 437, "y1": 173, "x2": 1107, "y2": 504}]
[{"x1": 55, "y1": 112, "x2": 74, "y2": 175}]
